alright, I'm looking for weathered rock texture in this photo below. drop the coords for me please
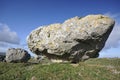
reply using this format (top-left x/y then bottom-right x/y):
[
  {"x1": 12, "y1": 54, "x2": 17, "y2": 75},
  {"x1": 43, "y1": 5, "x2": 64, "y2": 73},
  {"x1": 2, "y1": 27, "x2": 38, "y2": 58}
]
[
  {"x1": 6, "y1": 48, "x2": 31, "y2": 63},
  {"x1": 27, "y1": 15, "x2": 115, "y2": 63}
]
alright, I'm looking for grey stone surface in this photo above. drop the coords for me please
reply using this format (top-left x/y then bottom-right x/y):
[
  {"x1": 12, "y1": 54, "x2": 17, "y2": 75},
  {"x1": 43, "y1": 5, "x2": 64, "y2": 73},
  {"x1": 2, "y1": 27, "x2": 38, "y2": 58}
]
[
  {"x1": 6, "y1": 48, "x2": 31, "y2": 63},
  {"x1": 27, "y1": 15, "x2": 115, "y2": 63}
]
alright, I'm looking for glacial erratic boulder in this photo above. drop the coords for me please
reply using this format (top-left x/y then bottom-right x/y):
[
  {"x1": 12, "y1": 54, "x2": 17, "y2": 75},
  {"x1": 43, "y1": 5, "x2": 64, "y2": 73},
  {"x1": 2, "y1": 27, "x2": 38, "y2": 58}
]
[
  {"x1": 27, "y1": 15, "x2": 115, "y2": 63},
  {"x1": 6, "y1": 48, "x2": 31, "y2": 63}
]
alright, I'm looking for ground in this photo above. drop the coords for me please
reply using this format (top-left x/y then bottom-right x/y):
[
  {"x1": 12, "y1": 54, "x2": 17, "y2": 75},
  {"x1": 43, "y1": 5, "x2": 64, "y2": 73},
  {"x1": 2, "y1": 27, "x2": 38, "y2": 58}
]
[{"x1": 0, "y1": 58, "x2": 120, "y2": 80}]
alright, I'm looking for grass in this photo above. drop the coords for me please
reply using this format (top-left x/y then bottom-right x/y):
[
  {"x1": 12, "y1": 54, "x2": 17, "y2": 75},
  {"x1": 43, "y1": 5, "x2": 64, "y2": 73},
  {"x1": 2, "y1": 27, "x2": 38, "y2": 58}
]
[{"x1": 0, "y1": 58, "x2": 120, "y2": 80}]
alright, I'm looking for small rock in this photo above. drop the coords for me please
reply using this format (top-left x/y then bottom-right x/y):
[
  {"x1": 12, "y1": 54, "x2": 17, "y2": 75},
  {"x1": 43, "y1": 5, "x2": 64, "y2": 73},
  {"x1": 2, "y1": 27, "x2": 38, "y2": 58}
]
[
  {"x1": 31, "y1": 76, "x2": 37, "y2": 80},
  {"x1": 5, "y1": 48, "x2": 31, "y2": 63}
]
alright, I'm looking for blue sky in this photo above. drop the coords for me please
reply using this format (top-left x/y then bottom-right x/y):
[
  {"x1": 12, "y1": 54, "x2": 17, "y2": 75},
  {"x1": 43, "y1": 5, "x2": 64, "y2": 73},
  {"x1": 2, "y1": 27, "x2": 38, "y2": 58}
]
[{"x1": 0, "y1": 0, "x2": 120, "y2": 57}]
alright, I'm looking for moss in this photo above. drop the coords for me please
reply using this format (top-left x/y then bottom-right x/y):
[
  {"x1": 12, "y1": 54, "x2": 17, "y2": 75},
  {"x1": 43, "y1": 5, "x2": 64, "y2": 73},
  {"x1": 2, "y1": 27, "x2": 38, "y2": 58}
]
[{"x1": 48, "y1": 33, "x2": 50, "y2": 38}]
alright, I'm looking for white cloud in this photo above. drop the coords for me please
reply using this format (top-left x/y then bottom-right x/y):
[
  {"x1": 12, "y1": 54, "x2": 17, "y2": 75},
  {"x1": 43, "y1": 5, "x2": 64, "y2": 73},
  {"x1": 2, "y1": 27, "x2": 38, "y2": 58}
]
[
  {"x1": 0, "y1": 23, "x2": 33, "y2": 56},
  {"x1": 0, "y1": 41, "x2": 21, "y2": 52},
  {"x1": 103, "y1": 23, "x2": 120, "y2": 49},
  {"x1": 0, "y1": 23, "x2": 20, "y2": 44},
  {"x1": 104, "y1": 12, "x2": 120, "y2": 19},
  {"x1": 103, "y1": 13, "x2": 120, "y2": 50},
  {"x1": 0, "y1": 23, "x2": 21, "y2": 53},
  {"x1": 99, "y1": 13, "x2": 120, "y2": 58}
]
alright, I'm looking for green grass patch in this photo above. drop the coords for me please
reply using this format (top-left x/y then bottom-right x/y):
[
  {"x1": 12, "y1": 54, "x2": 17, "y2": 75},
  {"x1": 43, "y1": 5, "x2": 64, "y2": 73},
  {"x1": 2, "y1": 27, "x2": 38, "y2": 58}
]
[{"x1": 0, "y1": 58, "x2": 120, "y2": 80}]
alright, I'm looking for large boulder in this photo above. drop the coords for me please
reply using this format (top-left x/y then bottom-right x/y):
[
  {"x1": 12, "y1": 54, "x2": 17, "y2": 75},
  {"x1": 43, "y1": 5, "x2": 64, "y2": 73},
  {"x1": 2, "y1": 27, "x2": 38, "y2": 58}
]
[
  {"x1": 27, "y1": 15, "x2": 115, "y2": 63},
  {"x1": 6, "y1": 48, "x2": 31, "y2": 63}
]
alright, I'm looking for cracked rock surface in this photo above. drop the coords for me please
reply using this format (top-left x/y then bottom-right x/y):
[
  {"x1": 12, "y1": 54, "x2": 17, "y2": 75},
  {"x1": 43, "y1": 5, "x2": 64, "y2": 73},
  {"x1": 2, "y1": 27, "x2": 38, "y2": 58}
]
[{"x1": 27, "y1": 15, "x2": 115, "y2": 63}]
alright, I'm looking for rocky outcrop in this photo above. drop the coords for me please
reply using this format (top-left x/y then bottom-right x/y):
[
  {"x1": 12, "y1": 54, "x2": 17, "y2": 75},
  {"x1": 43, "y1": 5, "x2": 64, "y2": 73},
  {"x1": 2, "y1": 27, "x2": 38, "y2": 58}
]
[
  {"x1": 6, "y1": 48, "x2": 31, "y2": 63},
  {"x1": 27, "y1": 15, "x2": 115, "y2": 63}
]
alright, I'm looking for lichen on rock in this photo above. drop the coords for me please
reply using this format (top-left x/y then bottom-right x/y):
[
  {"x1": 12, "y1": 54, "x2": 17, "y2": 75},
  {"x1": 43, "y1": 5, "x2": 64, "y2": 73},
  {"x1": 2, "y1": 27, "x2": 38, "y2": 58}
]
[{"x1": 27, "y1": 14, "x2": 115, "y2": 63}]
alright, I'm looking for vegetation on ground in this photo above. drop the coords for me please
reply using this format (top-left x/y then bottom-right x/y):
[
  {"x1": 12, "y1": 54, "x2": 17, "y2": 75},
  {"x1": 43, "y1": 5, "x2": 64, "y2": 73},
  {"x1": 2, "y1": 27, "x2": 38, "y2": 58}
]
[{"x1": 0, "y1": 58, "x2": 120, "y2": 80}]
